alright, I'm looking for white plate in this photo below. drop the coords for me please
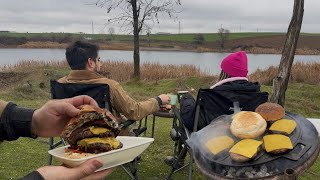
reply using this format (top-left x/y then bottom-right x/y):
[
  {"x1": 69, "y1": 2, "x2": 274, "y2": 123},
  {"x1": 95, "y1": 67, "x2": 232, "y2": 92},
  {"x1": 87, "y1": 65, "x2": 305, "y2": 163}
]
[{"x1": 48, "y1": 136, "x2": 154, "y2": 171}]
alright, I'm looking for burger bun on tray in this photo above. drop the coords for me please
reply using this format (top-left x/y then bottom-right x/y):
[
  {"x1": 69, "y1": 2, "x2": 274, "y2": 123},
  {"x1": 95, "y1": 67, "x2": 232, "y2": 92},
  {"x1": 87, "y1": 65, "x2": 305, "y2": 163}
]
[
  {"x1": 255, "y1": 102, "x2": 285, "y2": 121},
  {"x1": 230, "y1": 111, "x2": 267, "y2": 139}
]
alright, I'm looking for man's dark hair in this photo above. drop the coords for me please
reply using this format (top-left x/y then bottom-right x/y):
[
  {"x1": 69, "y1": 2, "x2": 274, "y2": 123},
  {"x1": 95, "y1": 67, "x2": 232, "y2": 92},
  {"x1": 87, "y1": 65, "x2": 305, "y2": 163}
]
[{"x1": 65, "y1": 41, "x2": 99, "y2": 70}]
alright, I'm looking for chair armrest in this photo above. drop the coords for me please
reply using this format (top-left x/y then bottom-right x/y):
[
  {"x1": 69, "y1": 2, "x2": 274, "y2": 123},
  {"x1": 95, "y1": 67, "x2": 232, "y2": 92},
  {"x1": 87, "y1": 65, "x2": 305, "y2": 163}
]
[
  {"x1": 120, "y1": 120, "x2": 136, "y2": 129},
  {"x1": 119, "y1": 119, "x2": 147, "y2": 137}
]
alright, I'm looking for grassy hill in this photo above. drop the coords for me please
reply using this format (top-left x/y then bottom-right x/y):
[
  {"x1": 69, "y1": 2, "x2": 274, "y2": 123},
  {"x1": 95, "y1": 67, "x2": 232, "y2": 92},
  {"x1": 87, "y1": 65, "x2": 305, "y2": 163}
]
[
  {"x1": 0, "y1": 32, "x2": 286, "y2": 42},
  {"x1": 2, "y1": 31, "x2": 320, "y2": 55}
]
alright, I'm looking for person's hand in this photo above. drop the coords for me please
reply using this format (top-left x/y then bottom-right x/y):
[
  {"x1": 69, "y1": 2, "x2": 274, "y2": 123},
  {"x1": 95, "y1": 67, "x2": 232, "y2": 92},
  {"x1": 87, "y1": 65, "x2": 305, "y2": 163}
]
[
  {"x1": 158, "y1": 94, "x2": 171, "y2": 105},
  {"x1": 32, "y1": 95, "x2": 98, "y2": 137},
  {"x1": 37, "y1": 159, "x2": 112, "y2": 180}
]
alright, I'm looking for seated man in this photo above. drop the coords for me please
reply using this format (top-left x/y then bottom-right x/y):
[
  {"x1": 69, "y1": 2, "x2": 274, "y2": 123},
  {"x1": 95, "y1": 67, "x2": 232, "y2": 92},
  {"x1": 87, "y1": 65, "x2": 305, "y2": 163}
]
[
  {"x1": 165, "y1": 51, "x2": 268, "y2": 168},
  {"x1": 58, "y1": 41, "x2": 170, "y2": 128}
]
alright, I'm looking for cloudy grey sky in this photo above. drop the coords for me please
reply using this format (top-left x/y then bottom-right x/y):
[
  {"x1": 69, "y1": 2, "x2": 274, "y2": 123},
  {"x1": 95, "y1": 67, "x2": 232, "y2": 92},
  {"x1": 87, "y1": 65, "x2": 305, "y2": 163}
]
[{"x1": 0, "y1": 0, "x2": 319, "y2": 34}]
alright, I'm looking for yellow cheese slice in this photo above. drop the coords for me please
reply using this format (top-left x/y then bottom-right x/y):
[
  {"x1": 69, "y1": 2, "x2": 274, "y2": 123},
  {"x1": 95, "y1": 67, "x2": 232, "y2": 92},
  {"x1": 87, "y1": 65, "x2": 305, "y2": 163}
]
[
  {"x1": 77, "y1": 137, "x2": 121, "y2": 149},
  {"x1": 89, "y1": 126, "x2": 110, "y2": 135},
  {"x1": 263, "y1": 134, "x2": 293, "y2": 152},
  {"x1": 229, "y1": 139, "x2": 263, "y2": 158},
  {"x1": 205, "y1": 136, "x2": 234, "y2": 155},
  {"x1": 269, "y1": 119, "x2": 297, "y2": 134}
]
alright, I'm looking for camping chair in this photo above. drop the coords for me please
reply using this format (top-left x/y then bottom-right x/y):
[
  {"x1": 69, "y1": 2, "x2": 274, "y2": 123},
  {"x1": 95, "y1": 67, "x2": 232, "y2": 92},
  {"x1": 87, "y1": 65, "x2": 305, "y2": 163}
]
[
  {"x1": 167, "y1": 87, "x2": 269, "y2": 180},
  {"x1": 48, "y1": 80, "x2": 147, "y2": 179}
]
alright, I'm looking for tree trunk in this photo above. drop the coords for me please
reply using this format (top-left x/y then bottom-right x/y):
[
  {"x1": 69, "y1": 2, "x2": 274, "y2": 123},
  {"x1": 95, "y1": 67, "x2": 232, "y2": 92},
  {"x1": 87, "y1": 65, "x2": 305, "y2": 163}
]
[
  {"x1": 270, "y1": 0, "x2": 304, "y2": 106},
  {"x1": 131, "y1": 0, "x2": 140, "y2": 79}
]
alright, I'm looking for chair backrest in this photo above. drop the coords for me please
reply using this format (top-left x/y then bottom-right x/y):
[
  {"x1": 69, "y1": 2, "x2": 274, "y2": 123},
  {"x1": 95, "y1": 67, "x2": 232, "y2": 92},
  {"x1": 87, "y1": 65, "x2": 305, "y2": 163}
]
[
  {"x1": 50, "y1": 80, "x2": 112, "y2": 111},
  {"x1": 193, "y1": 84, "x2": 269, "y2": 131}
]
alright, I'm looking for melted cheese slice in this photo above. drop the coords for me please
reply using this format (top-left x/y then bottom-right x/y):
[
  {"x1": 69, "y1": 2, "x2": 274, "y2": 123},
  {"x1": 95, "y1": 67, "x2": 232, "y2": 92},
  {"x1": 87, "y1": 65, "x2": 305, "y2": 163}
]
[
  {"x1": 77, "y1": 137, "x2": 121, "y2": 149},
  {"x1": 229, "y1": 139, "x2": 263, "y2": 158},
  {"x1": 269, "y1": 119, "x2": 297, "y2": 134},
  {"x1": 205, "y1": 136, "x2": 234, "y2": 155},
  {"x1": 263, "y1": 134, "x2": 293, "y2": 152},
  {"x1": 89, "y1": 126, "x2": 110, "y2": 135}
]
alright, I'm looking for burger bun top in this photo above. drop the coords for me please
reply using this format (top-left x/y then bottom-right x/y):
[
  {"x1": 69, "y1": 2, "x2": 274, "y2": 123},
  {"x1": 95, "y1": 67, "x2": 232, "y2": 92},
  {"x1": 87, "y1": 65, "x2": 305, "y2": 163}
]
[
  {"x1": 255, "y1": 102, "x2": 285, "y2": 121},
  {"x1": 230, "y1": 111, "x2": 267, "y2": 139}
]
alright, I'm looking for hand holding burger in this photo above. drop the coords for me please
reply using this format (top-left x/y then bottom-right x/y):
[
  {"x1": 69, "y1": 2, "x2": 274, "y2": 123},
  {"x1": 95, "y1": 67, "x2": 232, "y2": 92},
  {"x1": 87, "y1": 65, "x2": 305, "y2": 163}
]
[
  {"x1": 32, "y1": 95, "x2": 99, "y2": 137},
  {"x1": 61, "y1": 105, "x2": 123, "y2": 154}
]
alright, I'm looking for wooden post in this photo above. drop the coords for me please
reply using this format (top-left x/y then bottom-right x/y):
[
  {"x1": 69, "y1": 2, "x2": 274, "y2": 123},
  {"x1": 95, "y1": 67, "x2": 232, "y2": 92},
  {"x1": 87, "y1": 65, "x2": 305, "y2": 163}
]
[{"x1": 270, "y1": 0, "x2": 304, "y2": 106}]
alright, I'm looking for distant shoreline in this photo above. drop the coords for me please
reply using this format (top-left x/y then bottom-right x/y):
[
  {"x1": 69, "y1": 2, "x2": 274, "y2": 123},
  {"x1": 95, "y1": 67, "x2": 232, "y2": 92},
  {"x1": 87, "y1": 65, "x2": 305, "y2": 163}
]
[{"x1": 1, "y1": 41, "x2": 320, "y2": 55}]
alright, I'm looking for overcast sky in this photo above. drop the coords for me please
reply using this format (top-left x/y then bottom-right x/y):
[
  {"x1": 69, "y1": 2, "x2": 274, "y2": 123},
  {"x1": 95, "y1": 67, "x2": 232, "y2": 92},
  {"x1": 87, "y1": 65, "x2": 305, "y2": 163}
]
[{"x1": 1, "y1": 0, "x2": 319, "y2": 34}]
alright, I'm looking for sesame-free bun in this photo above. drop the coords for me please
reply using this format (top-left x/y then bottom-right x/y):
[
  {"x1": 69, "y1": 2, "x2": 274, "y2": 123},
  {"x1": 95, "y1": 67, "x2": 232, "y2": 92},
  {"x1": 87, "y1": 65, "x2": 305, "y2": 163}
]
[
  {"x1": 255, "y1": 102, "x2": 285, "y2": 121},
  {"x1": 230, "y1": 111, "x2": 267, "y2": 139}
]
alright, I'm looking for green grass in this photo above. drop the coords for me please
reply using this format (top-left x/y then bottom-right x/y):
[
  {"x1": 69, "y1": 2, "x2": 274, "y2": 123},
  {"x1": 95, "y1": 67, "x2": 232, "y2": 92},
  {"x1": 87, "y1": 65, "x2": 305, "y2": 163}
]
[
  {"x1": 0, "y1": 77, "x2": 319, "y2": 179},
  {"x1": 2, "y1": 31, "x2": 320, "y2": 45},
  {"x1": 0, "y1": 31, "x2": 299, "y2": 43}
]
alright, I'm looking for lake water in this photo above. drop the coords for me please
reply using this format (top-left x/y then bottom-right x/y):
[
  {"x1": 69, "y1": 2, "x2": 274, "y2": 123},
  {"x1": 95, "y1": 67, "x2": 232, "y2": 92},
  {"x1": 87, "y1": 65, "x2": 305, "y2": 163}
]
[{"x1": 1, "y1": 48, "x2": 320, "y2": 75}]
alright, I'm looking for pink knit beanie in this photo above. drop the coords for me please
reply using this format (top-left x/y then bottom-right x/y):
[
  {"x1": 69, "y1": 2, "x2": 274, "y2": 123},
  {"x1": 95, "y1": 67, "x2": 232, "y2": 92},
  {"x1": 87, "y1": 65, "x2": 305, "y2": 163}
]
[{"x1": 220, "y1": 51, "x2": 248, "y2": 77}]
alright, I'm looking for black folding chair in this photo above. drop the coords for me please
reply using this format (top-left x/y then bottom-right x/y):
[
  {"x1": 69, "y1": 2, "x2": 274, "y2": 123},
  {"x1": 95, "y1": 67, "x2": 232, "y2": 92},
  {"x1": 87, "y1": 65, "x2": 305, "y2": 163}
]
[
  {"x1": 167, "y1": 86, "x2": 268, "y2": 180},
  {"x1": 48, "y1": 80, "x2": 147, "y2": 179}
]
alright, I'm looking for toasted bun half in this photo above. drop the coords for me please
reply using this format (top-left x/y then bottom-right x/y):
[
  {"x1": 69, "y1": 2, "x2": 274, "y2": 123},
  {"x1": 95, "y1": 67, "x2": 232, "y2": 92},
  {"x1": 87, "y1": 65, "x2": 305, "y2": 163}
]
[
  {"x1": 230, "y1": 111, "x2": 267, "y2": 139},
  {"x1": 255, "y1": 102, "x2": 285, "y2": 121}
]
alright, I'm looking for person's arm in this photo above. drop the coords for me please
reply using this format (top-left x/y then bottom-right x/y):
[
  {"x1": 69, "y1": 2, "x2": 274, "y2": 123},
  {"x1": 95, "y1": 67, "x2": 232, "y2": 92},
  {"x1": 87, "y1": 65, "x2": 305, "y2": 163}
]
[
  {"x1": 20, "y1": 159, "x2": 113, "y2": 180},
  {"x1": 20, "y1": 171, "x2": 44, "y2": 180},
  {"x1": 0, "y1": 101, "x2": 36, "y2": 141},
  {"x1": 110, "y1": 82, "x2": 161, "y2": 120}
]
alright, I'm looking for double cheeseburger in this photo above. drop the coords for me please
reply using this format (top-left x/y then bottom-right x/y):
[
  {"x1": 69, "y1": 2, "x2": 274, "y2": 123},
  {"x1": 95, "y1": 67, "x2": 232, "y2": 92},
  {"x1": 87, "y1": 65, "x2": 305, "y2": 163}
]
[{"x1": 61, "y1": 105, "x2": 123, "y2": 153}]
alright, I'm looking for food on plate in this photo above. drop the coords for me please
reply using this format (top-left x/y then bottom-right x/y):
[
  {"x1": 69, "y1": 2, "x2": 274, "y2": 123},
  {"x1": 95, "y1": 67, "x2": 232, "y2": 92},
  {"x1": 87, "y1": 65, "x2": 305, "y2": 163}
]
[
  {"x1": 269, "y1": 119, "x2": 297, "y2": 135},
  {"x1": 205, "y1": 136, "x2": 234, "y2": 155},
  {"x1": 230, "y1": 111, "x2": 267, "y2": 139},
  {"x1": 61, "y1": 105, "x2": 122, "y2": 154},
  {"x1": 229, "y1": 139, "x2": 263, "y2": 162},
  {"x1": 64, "y1": 148, "x2": 94, "y2": 159},
  {"x1": 263, "y1": 134, "x2": 293, "y2": 154},
  {"x1": 255, "y1": 102, "x2": 285, "y2": 121}
]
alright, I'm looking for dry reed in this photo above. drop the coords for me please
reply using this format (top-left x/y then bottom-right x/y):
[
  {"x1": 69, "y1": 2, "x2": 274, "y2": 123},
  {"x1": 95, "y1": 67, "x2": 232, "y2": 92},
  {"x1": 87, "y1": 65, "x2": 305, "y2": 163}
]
[
  {"x1": 0, "y1": 60, "x2": 205, "y2": 82},
  {"x1": 17, "y1": 41, "x2": 67, "y2": 49},
  {"x1": 249, "y1": 62, "x2": 320, "y2": 85},
  {"x1": 1, "y1": 60, "x2": 319, "y2": 85}
]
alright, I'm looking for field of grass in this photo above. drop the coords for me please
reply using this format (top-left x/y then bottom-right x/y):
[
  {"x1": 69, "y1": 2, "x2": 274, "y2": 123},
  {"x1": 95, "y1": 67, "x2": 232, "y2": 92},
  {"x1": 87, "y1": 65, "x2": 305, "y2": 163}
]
[
  {"x1": 0, "y1": 31, "x2": 289, "y2": 43},
  {"x1": 0, "y1": 62, "x2": 319, "y2": 179},
  {"x1": 4, "y1": 31, "x2": 320, "y2": 43}
]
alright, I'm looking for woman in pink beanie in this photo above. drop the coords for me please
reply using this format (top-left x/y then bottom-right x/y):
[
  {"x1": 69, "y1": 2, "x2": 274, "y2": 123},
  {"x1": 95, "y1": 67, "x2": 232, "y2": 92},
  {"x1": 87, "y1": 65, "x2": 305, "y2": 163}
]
[
  {"x1": 210, "y1": 51, "x2": 249, "y2": 88},
  {"x1": 165, "y1": 51, "x2": 268, "y2": 168}
]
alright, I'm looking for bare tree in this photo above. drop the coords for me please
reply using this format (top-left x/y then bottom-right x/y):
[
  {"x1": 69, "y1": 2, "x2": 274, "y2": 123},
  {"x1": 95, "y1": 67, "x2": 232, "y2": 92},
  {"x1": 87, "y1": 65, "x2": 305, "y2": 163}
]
[
  {"x1": 270, "y1": 0, "x2": 304, "y2": 106},
  {"x1": 95, "y1": 0, "x2": 181, "y2": 79},
  {"x1": 108, "y1": 27, "x2": 115, "y2": 40},
  {"x1": 193, "y1": 33, "x2": 205, "y2": 44},
  {"x1": 217, "y1": 28, "x2": 230, "y2": 49}
]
